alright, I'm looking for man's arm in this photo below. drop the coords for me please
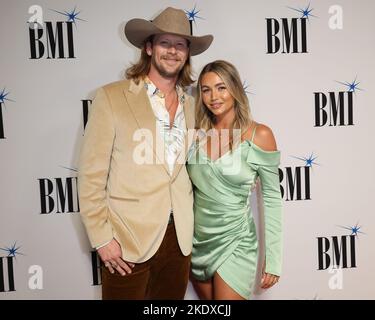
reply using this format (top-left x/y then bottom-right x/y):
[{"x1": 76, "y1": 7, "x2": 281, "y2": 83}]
[{"x1": 78, "y1": 87, "x2": 115, "y2": 249}]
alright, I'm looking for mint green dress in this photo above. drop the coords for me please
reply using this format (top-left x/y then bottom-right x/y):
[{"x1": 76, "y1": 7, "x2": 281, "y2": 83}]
[{"x1": 186, "y1": 133, "x2": 282, "y2": 299}]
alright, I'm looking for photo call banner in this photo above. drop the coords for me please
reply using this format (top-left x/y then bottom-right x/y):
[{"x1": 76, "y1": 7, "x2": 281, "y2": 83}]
[{"x1": 1, "y1": 0, "x2": 374, "y2": 299}]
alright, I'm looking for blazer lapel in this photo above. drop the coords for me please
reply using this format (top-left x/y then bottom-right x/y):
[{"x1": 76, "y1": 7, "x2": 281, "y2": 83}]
[{"x1": 123, "y1": 79, "x2": 170, "y2": 175}]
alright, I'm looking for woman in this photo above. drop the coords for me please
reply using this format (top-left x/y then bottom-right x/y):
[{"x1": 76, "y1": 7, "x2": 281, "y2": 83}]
[{"x1": 187, "y1": 60, "x2": 283, "y2": 300}]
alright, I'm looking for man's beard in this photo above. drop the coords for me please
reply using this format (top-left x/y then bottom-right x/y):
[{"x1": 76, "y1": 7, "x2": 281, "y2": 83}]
[{"x1": 152, "y1": 55, "x2": 184, "y2": 79}]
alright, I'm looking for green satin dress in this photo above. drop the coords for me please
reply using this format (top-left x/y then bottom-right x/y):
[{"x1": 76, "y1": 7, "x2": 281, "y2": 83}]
[{"x1": 186, "y1": 133, "x2": 283, "y2": 299}]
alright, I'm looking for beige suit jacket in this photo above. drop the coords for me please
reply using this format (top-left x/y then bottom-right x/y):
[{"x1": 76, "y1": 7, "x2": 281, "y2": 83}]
[{"x1": 78, "y1": 79, "x2": 195, "y2": 262}]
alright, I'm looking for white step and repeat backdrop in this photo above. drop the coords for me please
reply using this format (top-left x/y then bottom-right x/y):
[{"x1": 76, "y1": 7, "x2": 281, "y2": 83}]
[{"x1": 1, "y1": 0, "x2": 374, "y2": 299}]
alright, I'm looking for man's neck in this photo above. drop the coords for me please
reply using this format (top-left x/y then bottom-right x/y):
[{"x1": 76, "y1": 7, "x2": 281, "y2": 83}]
[{"x1": 147, "y1": 70, "x2": 177, "y2": 96}]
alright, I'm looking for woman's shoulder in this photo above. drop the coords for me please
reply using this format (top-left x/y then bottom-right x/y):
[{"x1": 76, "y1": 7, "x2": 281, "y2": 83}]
[
  {"x1": 243, "y1": 123, "x2": 280, "y2": 167},
  {"x1": 242, "y1": 122, "x2": 278, "y2": 152}
]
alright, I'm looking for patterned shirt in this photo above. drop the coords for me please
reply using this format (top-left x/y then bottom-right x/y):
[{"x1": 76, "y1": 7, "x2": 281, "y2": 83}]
[{"x1": 144, "y1": 77, "x2": 187, "y2": 175}]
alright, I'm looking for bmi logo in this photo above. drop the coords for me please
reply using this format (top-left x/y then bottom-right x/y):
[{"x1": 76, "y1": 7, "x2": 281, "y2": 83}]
[
  {"x1": 38, "y1": 166, "x2": 79, "y2": 214},
  {"x1": 279, "y1": 152, "x2": 319, "y2": 201},
  {"x1": 314, "y1": 78, "x2": 362, "y2": 127},
  {"x1": 317, "y1": 223, "x2": 363, "y2": 270},
  {"x1": 91, "y1": 251, "x2": 102, "y2": 286},
  {"x1": 0, "y1": 88, "x2": 14, "y2": 139},
  {"x1": 81, "y1": 99, "x2": 92, "y2": 131},
  {"x1": 266, "y1": 3, "x2": 316, "y2": 54},
  {"x1": 28, "y1": 6, "x2": 86, "y2": 59},
  {"x1": 0, "y1": 242, "x2": 24, "y2": 293}
]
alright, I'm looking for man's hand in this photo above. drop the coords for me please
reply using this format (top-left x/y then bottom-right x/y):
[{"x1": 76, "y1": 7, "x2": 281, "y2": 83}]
[{"x1": 97, "y1": 239, "x2": 135, "y2": 276}]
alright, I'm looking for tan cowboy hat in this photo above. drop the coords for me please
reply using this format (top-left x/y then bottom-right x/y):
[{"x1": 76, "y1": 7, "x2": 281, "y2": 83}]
[{"x1": 124, "y1": 7, "x2": 213, "y2": 56}]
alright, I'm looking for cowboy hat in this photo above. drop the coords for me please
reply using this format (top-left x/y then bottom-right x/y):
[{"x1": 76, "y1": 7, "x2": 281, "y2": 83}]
[{"x1": 124, "y1": 7, "x2": 213, "y2": 56}]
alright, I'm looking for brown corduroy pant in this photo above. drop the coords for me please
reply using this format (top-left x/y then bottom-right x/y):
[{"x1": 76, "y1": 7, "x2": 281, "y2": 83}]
[{"x1": 101, "y1": 222, "x2": 191, "y2": 300}]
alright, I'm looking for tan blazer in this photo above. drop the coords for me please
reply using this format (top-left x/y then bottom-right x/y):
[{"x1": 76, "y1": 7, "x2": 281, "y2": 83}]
[{"x1": 78, "y1": 79, "x2": 195, "y2": 263}]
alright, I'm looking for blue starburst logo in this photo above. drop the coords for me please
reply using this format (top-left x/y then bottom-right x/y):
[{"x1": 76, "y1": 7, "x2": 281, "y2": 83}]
[
  {"x1": 60, "y1": 165, "x2": 77, "y2": 172},
  {"x1": 242, "y1": 80, "x2": 253, "y2": 95},
  {"x1": 336, "y1": 77, "x2": 363, "y2": 93},
  {"x1": 338, "y1": 222, "x2": 365, "y2": 238},
  {"x1": 288, "y1": 2, "x2": 317, "y2": 19},
  {"x1": 185, "y1": 5, "x2": 203, "y2": 24},
  {"x1": 0, "y1": 242, "x2": 24, "y2": 258},
  {"x1": 51, "y1": 6, "x2": 86, "y2": 26},
  {"x1": 292, "y1": 152, "x2": 319, "y2": 167},
  {"x1": 0, "y1": 88, "x2": 15, "y2": 105}
]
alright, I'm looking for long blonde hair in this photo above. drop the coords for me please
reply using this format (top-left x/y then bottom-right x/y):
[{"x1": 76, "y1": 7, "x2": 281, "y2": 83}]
[
  {"x1": 195, "y1": 60, "x2": 253, "y2": 148},
  {"x1": 125, "y1": 36, "x2": 194, "y2": 87}
]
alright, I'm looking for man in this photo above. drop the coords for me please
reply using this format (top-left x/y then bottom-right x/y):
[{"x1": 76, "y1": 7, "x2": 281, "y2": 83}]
[{"x1": 78, "y1": 7, "x2": 213, "y2": 299}]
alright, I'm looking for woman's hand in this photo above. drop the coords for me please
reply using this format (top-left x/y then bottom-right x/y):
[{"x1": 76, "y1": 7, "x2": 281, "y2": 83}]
[{"x1": 261, "y1": 272, "x2": 280, "y2": 289}]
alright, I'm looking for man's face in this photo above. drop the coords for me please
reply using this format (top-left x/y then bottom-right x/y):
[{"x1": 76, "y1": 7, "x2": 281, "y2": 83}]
[{"x1": 146, "y1": 34, "x2": 189, "y2": 79}]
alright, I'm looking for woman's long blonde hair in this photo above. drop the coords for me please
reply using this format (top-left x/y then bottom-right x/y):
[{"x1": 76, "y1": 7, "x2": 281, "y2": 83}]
[{"x1": 195, "y1": 60, "x2": 253, "y2": 148}]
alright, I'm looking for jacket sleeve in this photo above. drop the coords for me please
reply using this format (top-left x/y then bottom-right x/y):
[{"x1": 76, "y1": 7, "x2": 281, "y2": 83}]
[
  {"x1": 78, "y1": 87, "x2": 115, "y2": 248},
  {"x1": 247, "y1": 143, "x2": 283, "y2": 276}
]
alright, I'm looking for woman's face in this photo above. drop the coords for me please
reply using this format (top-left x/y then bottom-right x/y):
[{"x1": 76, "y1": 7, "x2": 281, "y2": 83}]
[{"x1": 200, "y1": 72, "x2": 235, "y2": 120}]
